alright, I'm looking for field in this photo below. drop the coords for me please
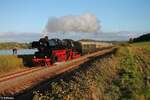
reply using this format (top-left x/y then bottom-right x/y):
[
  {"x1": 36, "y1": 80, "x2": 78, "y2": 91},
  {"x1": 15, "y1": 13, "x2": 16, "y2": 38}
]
[
  {"x1": 33, "y1": 42, "x2": 150, "y2": 100},
  {"x1": 0, "y1": 55, "x2": 34, "y2": 75},
  {"x1": 0, "y1": 55, "x2": 24, "y2": 75}
]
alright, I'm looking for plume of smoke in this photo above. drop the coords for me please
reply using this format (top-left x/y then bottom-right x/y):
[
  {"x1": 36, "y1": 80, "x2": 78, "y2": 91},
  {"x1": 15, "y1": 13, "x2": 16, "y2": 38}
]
[{"x1": 44, "y1": 13, "x2": 101, "y2": 34}]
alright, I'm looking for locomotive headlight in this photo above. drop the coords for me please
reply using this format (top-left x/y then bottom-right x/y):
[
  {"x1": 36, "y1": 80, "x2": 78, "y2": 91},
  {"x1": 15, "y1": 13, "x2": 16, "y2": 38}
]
[
  {"x1": 45, "y1": 56, "x2": 47, "y2": 58},
  {"x1": 34, "y1": 56, "x2": 36, "y2": 58}
]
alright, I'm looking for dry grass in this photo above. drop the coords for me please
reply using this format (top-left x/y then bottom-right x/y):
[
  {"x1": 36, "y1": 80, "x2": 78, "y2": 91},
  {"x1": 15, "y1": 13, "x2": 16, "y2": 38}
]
[
  {"x1": 0, "y1": 54, "x2": 34, "y2": 75},
  {"x1": 33, "y1": 54, "x2": 119, "y2": 100},
  {"x1": 0, "y1": 55, "x2": 24, "y2": 74}
]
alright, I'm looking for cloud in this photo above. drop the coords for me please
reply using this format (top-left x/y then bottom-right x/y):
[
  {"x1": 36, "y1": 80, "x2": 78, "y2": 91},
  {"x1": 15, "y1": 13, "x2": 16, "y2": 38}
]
[
  {"x1": 44, "y1": 31, "x2": 140, "y2": 41},
  {"x1": 0, "y1": 32, "x2": 41, "y2": 42},
  {"x1": 91, "y1": 31, "x2": 143, "y2": 41},
  {"x1": 0, "y1": 31, "x2": 143, "y2": 42},
  {"x1": 44, "y1": 13, "x2": 101, "y2": 34}
]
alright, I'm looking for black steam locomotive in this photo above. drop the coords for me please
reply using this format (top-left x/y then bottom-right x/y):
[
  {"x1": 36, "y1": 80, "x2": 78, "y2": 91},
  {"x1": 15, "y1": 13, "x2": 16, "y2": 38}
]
[{"x1": 31, "y1": 36, "x2": 82, "y2": 66}]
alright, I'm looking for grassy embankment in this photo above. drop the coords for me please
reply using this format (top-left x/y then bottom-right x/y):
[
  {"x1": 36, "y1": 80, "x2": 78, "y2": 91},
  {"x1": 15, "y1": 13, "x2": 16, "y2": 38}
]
[
  {"x1": 33, "y1": 42, "x2": 150, "y2": 100},
  {"x1": 0, "y1": 55, "x2": 34, "y2": 75},
  {"x1": 0, "y1": 55, "x2": 24, "y2": 75},
  {"x1": 0, "y1": 42, "x2": 32, "y2": 74}
]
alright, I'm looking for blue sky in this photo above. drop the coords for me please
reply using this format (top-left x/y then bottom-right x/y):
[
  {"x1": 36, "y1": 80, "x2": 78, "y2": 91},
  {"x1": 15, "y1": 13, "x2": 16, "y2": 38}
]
[{"x1": 0, "y1": 0, "x2": 150, "y2": 42}]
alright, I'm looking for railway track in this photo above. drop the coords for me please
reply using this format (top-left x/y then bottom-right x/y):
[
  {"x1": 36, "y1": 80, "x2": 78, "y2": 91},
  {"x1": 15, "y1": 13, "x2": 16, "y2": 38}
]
[
  {"x1": 0, "y1": 67, "x2": 44, "y2": 83},
  {"x1": 0, "y1": 47, "x2": 116, "y2": 96}
]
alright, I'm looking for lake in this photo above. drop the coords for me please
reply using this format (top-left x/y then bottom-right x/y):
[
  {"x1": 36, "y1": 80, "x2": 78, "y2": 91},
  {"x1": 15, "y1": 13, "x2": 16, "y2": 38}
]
[{"x1": 0, "y1": 49, "x2": 38, "y2": 55}]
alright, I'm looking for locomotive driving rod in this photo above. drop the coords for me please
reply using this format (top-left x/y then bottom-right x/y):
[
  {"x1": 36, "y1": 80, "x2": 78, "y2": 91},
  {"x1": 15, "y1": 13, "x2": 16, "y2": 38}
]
[{"x1": 0, "y1": 47, "x2": 116, "y2": 96}]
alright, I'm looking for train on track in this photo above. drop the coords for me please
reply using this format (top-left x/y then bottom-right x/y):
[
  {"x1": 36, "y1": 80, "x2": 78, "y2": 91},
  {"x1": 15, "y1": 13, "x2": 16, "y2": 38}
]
[
  {"x1": 32, "y1": 36, "x2": 82, "y2": 66},
  {"x1": 31, "y1": 36, "x2": 112, "y2": 66}
]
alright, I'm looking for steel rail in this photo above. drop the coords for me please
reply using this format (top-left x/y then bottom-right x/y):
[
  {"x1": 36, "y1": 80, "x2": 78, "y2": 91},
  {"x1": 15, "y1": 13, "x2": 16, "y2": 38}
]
[{"x1": 0, "y1": 47, "x2": 116, "y2": 96}]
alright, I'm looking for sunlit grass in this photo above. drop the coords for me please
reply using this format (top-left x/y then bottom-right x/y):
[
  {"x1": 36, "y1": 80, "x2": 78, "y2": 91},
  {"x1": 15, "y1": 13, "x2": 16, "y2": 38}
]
[
  {"x1": 0, "y1": 55, "x2": 24, "y2": 74},
  {"x1": 33, "y1": 42, "x2": 150, "y2": 100}
]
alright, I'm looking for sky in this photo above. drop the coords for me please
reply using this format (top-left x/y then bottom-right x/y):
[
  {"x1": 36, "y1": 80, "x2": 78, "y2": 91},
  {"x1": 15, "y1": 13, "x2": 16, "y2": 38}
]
[{"x1": 0, "y1": 0, "x2": 150, "y2": 42}]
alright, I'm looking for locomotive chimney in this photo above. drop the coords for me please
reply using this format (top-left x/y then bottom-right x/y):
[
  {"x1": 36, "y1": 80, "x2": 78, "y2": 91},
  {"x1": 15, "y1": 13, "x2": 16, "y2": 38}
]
[{"x1": 44, "y1": 36, "x2": 49, "y2": 41}]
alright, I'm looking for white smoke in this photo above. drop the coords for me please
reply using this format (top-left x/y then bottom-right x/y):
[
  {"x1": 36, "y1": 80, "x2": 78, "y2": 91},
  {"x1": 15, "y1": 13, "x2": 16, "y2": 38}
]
[{"x1": 44, "y1": 13, "x2": 101, "y2": 34}]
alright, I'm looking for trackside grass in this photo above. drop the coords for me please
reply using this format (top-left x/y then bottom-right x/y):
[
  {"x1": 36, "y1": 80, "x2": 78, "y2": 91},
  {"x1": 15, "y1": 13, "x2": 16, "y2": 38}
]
[
  {"x1": 0, "y1": 55, "x2": 24, "y2": 74},
  {"x1": 33, "y1": 42, "x2": 150, "y2": 100}
]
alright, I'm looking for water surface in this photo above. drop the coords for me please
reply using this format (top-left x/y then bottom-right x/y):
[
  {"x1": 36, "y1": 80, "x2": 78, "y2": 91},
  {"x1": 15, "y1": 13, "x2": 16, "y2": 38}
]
[{"x1": 0, "y1": 49, "x2": 38, "y2": 55}]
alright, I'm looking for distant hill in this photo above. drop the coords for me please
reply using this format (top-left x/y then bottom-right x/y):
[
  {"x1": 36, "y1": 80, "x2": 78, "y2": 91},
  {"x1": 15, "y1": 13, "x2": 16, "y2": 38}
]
[
  {"x1": 78, "y1": 39, "x2": 125, "y2": 44},
  {"x1": 132, "y1": 33, "x2": 150, "y2": 42},
  {"x1": 78, "y1": 39, "x2": 98, "y2": 42},
  {"x1": 79, "y1": 39, "x2": 112, "y2": 43},
  {"x1": 0, "y1": 42, "x2": 31, "y2": 50}
]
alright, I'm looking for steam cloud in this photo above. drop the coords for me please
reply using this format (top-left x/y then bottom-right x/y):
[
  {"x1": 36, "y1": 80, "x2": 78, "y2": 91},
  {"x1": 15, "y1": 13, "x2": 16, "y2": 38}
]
[{"x1": 44, "y1": 13, "x2": 100, "y2": 34}]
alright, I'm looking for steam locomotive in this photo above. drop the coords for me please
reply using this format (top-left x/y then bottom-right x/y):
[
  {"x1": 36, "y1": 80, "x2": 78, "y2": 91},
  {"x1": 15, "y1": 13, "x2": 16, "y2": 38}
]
[{"x1": 32, "y1": 36, "x2": 82, "y2": 66}]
